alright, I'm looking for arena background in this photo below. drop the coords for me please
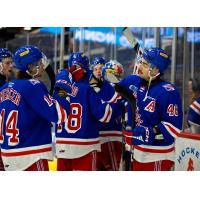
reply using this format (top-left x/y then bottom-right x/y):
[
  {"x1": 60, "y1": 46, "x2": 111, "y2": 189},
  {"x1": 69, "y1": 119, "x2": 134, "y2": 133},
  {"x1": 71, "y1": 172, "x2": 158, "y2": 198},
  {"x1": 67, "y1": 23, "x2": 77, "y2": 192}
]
[{"x1": 0, "y1": 27, "x2": 199, "y2": 170}]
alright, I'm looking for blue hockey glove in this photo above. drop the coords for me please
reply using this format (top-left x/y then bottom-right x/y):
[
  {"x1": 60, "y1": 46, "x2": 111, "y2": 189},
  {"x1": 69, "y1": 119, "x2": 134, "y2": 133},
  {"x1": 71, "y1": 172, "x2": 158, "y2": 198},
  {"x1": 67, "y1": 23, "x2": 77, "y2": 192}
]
[
  {"x1": 132, "y1": 126, "x2": 155, "y2": 145},
  {"x1": 123, "y1": 126, "x2": 155, "y2": 146},
  {"x1": 54, "y1": 79, "x2": 72, "y2": 95}
]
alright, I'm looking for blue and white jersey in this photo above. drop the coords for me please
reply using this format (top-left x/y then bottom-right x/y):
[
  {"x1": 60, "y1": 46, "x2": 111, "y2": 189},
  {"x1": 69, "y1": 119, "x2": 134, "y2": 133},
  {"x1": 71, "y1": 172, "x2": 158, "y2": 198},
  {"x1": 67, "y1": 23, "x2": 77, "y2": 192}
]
[
  {"x1": 187, "y1": 97, "x2": 200, "y2": 133},
  {"x1": 119, "y1": 75, "x2": 183, "y2": 162},
  {"x1": 0, "y1": 79, "x2": 68, "y2": 170},
  {"x1": 94, "y1": 80, "x2": 123, "y2": 144},
  {"x1": 54, "y1": 70, "x2": 122, "y2": 159}
]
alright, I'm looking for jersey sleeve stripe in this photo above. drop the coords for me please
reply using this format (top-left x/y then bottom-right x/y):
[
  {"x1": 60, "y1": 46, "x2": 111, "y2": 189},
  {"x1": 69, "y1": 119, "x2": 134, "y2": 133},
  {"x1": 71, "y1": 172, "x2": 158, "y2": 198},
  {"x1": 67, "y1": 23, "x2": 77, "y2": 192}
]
[
  {"x1": 190, "y1": 101, "x2": 200, "y2": 115},
  {"x1": 99, "y1": 104, "x2": 112, "y2": 123},
  {"x1": 55, "y1": 100, "x2": 67, "y2": 124},
  {"x1": 161, "y1": 121, "x2": 181, "y2": 138},
  {"x1": 107, "y1": 92, "x2": 121, "y2": 103}
]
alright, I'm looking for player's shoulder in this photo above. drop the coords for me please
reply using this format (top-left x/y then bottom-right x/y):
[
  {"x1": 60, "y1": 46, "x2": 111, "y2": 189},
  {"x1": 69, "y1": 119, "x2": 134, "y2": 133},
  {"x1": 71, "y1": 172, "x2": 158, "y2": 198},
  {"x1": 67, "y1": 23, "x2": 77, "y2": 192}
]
[
  {"x1": 19, "y1": 79, "x2": 47, "y2": 93},
  {"x1": 120, "y1": 74, "x2": 142, "y2": 86},
  {"x1": 158, "y1": 80, "x2": 177, "y2": 92}
]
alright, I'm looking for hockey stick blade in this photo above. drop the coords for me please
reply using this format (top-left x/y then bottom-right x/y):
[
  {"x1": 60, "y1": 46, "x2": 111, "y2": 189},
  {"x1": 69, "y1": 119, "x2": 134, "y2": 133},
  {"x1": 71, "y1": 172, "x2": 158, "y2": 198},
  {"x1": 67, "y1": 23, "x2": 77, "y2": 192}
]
[{"x1": 122, "y1": 27, "x2": 140, "y2": 53}]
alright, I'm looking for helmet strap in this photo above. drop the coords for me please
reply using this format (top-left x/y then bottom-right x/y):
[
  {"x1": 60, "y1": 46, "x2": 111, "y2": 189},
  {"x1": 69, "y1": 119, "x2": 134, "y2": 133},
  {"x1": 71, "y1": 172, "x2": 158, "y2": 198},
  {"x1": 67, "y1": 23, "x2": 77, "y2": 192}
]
[
  {"x1": 143, "y1": 67, "x2": 160, "y2": 101},
  {"x1": 26, "y1": 67, "x2": 39, "y2": 79}
]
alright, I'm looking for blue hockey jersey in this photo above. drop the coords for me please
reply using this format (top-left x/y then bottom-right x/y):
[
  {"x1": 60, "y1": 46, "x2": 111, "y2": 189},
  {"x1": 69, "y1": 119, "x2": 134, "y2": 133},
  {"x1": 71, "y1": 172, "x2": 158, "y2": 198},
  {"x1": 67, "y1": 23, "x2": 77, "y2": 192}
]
[
  {"x1": 0, "y1": 79, "x2": 68, "y2": 170},
  {"x1": 187, "y1": 97, "x2": 200, "y2": 133},
  {"x1": 54, "y1": 70, "x2": 122, "y2": 159},
  {"x1": 94, "y1": 80, "x2": 123, "y2": 144},
  {"x1": 119, "y1": 75, "x2": 183, "y2": 163}
]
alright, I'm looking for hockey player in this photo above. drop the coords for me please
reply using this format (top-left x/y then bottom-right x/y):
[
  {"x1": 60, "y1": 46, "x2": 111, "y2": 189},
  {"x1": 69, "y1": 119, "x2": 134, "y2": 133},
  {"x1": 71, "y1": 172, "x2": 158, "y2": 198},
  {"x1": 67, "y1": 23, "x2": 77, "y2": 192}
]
[
  {"x1": 0, "y1": 48, "x2": 13, "y2": 87},
  {"x1": 187, "y1": 78, "x2": 200, "y2": 133},
  {"x1": 54, "y1": 52, "x2": 123, "y2": 171},
  {"x1": 103, "y1": 47, "x2": 183, "y2": 171},
  {"x1": 0, "y1": 48, "x2": 13, "y2": 171},
  {"x1": 0, "y1": 45, "x2": 69, "y2": 171},
  {"x1": 89, "y1": 58, "x2": 124, "y2": 170}
]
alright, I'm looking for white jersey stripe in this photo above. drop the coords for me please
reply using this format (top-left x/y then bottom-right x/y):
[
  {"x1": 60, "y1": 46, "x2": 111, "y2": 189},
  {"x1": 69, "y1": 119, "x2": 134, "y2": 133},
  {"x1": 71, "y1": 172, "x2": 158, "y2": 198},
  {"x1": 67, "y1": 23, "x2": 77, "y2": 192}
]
[
  {"x1": 99, "y1": 104, "x2": 112, "y2": 123},
  {"x1": 161, "y1": 121, "x2": 181, "y2": 138},
  {"x1": 190, "y1": 101, "x2": 200, "y2": 115},
  {"x1": 107, "y1": 92, "x2": 121, "y2": 103}
]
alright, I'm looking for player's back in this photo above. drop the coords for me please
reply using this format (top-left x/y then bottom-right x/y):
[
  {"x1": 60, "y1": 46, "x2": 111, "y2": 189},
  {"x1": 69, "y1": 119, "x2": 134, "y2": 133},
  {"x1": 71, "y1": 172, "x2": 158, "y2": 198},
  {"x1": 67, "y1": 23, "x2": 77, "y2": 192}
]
[
  {"x1": 0, "y1": 79, "x2": 55, "y2": 170},
  {"x1": 55, "y1": 80, "x2": 122, "y2": 159}
]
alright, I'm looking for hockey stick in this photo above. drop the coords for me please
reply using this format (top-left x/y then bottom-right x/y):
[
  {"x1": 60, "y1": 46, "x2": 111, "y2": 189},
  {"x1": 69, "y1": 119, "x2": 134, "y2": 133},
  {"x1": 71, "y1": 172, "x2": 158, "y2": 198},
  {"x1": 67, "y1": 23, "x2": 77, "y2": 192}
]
[
  {"x1": 122, "y1": 27, "x2": 140, "y2": 52},
  {"x1": 45, "y1": 64, "x2": 56, "y2": 95},
  {"x1": 120, "y1": 27, "x2": 141, "y2": 170}
]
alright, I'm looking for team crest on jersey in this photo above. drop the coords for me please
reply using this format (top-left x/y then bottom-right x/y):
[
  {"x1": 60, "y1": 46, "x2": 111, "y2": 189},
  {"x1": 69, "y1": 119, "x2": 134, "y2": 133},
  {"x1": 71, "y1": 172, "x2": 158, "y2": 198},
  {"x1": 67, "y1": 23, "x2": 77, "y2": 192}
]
[
  {"x1": 129, "y1": 85, "x2": 138, "y2": 93},
  {"x1": 70, "y1": 85, "x2": 78, "y2": 97},
  {"x1": 129, "y1": 85, "x2": 138, "y2": 97},
  {"x1": 144, "y1": 100, "x2": 156, "y2": 112},
  {"x1": 29, "y1": 79, "x2": 40, "y2": 85},
  {"x1": 8, "y1": 82, "x2": 14, "y2": 87},
  {"x1": 163, "y1": 84, "x2": 175, "y2": 91}
]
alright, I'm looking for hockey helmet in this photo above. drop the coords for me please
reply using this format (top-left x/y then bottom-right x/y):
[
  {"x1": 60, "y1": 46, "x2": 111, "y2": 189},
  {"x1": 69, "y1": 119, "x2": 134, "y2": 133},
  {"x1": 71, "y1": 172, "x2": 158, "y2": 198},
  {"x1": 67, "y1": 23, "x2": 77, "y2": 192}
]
[
  {"x1": 142, "y1": 48, "x2": 170, "y2": 73},
  {"x1": 91, "y1": 57, "x2": 106, "y2": 69},
  {"x1": 14, "y1": 45, "x2": 43, "y2": 72},
  {"x1": 0, "y1": 48, "x2": 12, "y2": 62},
  {"x1": 68, "y1": 52, "x2": 89, "y2": 71}
]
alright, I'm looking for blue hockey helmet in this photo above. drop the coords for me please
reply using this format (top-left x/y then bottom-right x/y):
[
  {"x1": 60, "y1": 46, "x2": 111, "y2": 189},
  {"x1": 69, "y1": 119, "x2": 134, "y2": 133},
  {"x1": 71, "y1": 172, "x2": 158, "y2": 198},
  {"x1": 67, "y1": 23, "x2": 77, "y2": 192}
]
[
  {"x1": 91, "y1": 57, "x2": 106, "y2": 68},
  {"x1": 0, "y1": 48, "x2": 12, "y2": 62},
  {"x1": 68, "y1": 52, "x2": 89, "y2": 71},
  {"x1": 14, "y1": 45, "x2": 43, "y2": 72},
  {"x1": 142, "y1": 48, "x2": 170, "y2": 73}
]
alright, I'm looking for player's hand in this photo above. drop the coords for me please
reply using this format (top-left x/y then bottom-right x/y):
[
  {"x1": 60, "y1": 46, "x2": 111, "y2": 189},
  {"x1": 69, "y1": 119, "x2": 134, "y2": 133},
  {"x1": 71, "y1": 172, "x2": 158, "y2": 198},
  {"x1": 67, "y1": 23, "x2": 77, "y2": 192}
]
[{"x1": 58, "y1": 89, "x2": 68, "y2": 98}]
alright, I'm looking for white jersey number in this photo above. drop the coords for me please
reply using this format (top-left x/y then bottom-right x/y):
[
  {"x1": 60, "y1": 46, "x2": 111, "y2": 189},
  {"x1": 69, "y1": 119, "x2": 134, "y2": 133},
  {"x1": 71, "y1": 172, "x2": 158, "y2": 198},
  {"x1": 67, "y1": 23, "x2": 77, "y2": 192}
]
[{"x1": 57, "y1": 103, "x2": 83, "y2": 134}]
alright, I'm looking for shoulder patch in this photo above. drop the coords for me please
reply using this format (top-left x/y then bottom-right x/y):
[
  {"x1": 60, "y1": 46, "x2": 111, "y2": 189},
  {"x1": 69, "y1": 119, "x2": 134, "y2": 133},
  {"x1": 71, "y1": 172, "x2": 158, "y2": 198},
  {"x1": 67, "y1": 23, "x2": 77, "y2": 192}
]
[
  {"x1": 162, "y1": 84, "x2": 175, "y2": 91},
  {"x1": 129, "y1": 85, "x2": 138, "y2": 93},
  {"x1": 28, "y1": 79, "x2": 40, "y2": 85}
]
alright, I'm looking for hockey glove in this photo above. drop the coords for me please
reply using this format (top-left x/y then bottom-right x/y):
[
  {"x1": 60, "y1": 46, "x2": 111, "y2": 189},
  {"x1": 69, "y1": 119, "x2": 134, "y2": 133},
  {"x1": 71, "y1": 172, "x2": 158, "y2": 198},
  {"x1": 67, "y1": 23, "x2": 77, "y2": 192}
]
[
  {"x1": 69, "y1": 64, "x2": 86, "y2": 82},
  {"x1": 123, "y1": 126, "x2": 155, "y2": 146},
  {"x1": 54, "y1": 80, "x2": 72, "y2": 96}
]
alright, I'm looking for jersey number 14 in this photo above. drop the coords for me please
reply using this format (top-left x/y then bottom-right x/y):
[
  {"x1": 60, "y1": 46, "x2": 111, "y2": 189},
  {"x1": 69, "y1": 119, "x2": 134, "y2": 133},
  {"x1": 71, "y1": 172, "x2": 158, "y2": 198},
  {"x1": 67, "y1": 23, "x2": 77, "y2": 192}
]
[{"x1": 0, "y1": 109, "x2": 19, "y2": 146}]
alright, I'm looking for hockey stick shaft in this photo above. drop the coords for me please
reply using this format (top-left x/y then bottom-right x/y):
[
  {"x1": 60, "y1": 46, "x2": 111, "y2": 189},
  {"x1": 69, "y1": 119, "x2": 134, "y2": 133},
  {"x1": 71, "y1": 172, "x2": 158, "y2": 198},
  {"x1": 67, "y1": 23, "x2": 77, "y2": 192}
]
[
  {"x1": 122, "y1": 27, "x2": 142, "y2": 54},
  {"x1": 121, "y1": 27, "x2": 142, "y2": 170}
]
